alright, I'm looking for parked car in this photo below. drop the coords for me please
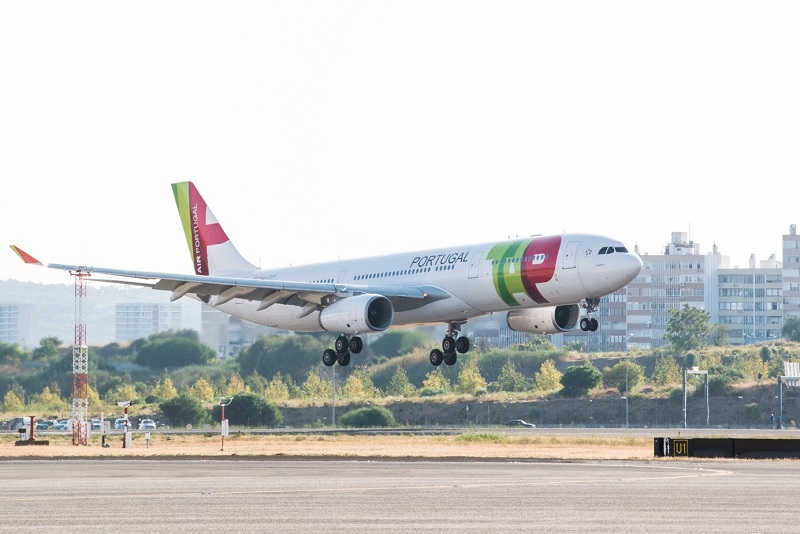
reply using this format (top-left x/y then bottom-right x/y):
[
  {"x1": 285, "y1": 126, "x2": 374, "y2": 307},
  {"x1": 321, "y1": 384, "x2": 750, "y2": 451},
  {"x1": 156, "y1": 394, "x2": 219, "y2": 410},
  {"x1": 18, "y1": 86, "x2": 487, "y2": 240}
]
[
  {"x1": 114, "y1": 418, "x2": 130, "y2": 430},
  {"x1": 53, "y1": 420, "x2": 70, "y2": 431},
  {"x1": 504, "y1": 419, "x2": 536, "y2": 428},
  {"x1": 138, "y1": 419, "x2": 157, "y2": 430},
  {"x1": 91, "y1": 418, "x2": 101, "y2": 431},
  {"x1": 35, "y1": 421, "x2": 51, "y2": 430}
]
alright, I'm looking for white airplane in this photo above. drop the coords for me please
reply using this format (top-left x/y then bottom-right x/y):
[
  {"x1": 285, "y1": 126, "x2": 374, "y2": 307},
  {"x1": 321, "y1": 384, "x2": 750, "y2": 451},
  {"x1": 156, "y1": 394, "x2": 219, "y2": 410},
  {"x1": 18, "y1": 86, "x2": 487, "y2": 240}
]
[{"x1": 11, "y1": 181, "x2": 642, "y2": 367}]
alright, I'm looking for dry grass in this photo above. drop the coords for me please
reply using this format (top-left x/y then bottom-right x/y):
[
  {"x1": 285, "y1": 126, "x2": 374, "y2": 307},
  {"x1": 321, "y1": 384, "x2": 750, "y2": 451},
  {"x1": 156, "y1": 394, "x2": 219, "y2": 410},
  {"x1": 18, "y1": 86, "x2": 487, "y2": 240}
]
[{"x1": 0, "y1": 432, "x2": 653, "y2": 460}]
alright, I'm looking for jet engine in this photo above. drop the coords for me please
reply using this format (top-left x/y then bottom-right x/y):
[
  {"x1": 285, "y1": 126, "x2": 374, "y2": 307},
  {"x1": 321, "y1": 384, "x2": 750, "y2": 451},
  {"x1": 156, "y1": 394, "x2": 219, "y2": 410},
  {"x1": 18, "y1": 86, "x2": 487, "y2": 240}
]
[
  {"x1": 318, "y1": 294, "x2": 394, "y2": 334},
  {"x1": 506, "y1": 304, "x2": 580, "y2": 334}
]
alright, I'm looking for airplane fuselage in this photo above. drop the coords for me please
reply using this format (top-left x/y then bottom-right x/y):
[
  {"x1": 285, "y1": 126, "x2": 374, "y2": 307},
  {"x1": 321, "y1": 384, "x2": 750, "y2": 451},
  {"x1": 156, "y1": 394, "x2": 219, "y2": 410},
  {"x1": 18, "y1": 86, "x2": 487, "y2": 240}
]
[{"x1": 209, "y1": 233, "x2": 641, "y2": 332}]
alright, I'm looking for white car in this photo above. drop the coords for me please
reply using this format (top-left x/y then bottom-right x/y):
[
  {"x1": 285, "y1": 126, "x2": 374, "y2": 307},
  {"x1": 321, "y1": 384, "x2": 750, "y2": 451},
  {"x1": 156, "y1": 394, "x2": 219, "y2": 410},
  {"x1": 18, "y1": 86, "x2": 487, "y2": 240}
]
[
  {"x1": 114, "y1": 418, "x2": 129, "y2": 430},
  {"x1": 138, "y1": 419, "x2": 157, "y2": 430}
]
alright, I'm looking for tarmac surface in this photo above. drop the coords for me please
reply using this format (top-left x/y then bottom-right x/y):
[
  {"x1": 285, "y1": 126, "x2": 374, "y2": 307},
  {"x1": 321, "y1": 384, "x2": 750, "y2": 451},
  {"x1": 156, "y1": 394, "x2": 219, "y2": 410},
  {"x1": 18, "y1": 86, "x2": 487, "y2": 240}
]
[{"x1": 1, "y1": 457, "x2": 798, "y2": 533}]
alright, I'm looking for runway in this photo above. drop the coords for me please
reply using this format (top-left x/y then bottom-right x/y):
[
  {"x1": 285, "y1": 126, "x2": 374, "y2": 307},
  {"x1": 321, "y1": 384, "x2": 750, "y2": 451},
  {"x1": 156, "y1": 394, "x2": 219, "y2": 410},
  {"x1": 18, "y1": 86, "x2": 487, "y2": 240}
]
[{"x1": 1, "y1": 458, "x2": 798, "y2": 533}]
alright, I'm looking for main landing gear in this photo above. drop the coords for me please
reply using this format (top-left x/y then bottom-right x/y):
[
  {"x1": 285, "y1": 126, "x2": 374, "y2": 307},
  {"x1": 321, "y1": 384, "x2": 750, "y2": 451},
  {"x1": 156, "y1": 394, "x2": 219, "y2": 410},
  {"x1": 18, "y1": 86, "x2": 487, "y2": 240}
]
[
  {"x1": 580, "y1": 297, "x2": 600, "y2": 332},
  {"x1": 429, "y1": 323, "x2": 470, "y2": 366},
  {"x1": 322, "y1": 334, "x2": 363, "y2": 367}
]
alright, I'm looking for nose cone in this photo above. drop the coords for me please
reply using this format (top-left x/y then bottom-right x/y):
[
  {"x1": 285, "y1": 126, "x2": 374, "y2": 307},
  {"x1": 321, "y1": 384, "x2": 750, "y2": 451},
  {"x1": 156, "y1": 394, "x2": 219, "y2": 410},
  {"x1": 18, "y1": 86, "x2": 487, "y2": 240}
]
[
  {"x1": 593, "y1": 251, "x2": 643, "y2": 296},
  {"x1": 623, "y1": 252, "x2": 644, "y2": 283}
]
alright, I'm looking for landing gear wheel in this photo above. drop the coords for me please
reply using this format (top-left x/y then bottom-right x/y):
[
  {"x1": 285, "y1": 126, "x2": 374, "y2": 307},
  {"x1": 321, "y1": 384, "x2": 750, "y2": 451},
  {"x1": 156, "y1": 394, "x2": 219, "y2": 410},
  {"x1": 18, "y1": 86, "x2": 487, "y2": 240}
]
[
  {"x1": 580, "y1": 317, "x2": 590, "y2": 332},
  {"x1": 589, "y1": 318, "x2": 598, "y2": 332},
  {"x1": 442, "y1": 336, "x2": 456, "y2": 353},
  {"x1": 455, "y1": 337, "x2": 470, "y2": 354},
  {"x1": 349, "y1": 336, "x2": 363, "y2": 354},
  {"x1": 334, "y1": 335, "x2": 348, "y2": 354},
  {"x1": 322, "y1": 349, "x2": 337, "y2": 367},
  {"x1": 429, "y1": 349, "x2": 444, "y2": 366},
  {"x1": 444, "y1": 352, "x2": 457, "y2": 366},
  {"x1": 337, "y1": 351, "x2": 351, "y2": 366}
]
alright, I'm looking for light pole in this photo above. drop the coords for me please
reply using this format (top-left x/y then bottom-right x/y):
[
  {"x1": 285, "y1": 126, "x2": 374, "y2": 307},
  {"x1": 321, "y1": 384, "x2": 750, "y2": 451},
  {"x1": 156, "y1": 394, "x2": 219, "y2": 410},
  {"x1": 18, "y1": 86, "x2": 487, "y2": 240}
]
[{"x1": 219, "y1": 396, "x2": 233, "y2": 451}]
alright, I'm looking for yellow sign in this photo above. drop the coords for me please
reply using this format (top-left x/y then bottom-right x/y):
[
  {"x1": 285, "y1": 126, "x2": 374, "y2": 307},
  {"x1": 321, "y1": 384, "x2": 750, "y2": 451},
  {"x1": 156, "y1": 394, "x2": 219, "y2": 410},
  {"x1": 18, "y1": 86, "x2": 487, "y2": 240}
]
[{"x1": 674, "y1": 439, "x2": 689, "y2": 457}]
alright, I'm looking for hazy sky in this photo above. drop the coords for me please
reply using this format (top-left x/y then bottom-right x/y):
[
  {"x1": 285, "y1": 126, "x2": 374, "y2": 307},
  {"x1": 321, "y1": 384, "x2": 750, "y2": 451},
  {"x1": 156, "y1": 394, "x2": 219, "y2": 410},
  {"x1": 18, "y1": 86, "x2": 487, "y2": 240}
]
[{"x1": 2, "y1": 2, "x2": 798, "y2": 286}]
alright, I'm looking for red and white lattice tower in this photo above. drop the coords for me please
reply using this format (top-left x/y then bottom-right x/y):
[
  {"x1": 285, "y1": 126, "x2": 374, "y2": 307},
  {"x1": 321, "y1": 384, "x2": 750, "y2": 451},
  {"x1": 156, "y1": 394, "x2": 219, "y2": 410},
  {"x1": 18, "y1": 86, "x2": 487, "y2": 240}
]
[{"x1": 71, "y1": 270, "x2": 90, "y2": 445}]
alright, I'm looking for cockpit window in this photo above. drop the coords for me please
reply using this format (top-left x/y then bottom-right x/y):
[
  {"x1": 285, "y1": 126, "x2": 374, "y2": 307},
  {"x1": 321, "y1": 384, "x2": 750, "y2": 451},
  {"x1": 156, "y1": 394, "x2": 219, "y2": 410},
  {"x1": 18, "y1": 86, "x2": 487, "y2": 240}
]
[
  {"x1": 615, "y1": 246, "x2": 628, "y2": 253},
  {"x1": 599, "y1": 247, "x2": 609, "y2": 254}
]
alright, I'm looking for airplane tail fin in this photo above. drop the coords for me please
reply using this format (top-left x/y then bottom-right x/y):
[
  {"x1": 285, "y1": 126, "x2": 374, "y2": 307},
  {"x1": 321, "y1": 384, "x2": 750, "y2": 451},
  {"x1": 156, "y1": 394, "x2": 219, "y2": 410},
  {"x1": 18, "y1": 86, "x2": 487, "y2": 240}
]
[{"x1": 171, "y1": 181, "x2": 258, "y2": 276}]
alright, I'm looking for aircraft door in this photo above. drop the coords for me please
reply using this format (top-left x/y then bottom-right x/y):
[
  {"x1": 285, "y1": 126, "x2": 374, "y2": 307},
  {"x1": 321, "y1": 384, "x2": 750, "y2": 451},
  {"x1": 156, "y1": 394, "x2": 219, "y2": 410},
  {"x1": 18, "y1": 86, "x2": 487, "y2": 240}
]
[
  {"x1": 468, "y1": 251, "x2": 483, "y2": 279},
  {"x1": 337, "y1": 270, "x2": 347, "y2": 283},
  {"x1": 562, "y1": 241, "x2": 580, "y2": 269}
]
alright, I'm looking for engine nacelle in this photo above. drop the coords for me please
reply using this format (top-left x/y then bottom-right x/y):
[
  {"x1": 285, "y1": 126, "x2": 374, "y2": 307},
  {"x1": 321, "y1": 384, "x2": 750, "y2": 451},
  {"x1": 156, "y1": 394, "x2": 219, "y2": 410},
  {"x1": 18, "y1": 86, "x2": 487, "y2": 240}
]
[
  {"x1": 506, "y1": 304, "x2": 580, "y2": 334},
  {"x1": 318, "y1": 294, "x2": 394, "y2": 334}
]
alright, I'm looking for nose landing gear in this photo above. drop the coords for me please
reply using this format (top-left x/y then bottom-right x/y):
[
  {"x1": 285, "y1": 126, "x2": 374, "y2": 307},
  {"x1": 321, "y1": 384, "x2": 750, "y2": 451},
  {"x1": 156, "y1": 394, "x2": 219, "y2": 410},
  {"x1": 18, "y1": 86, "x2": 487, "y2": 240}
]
[{"x1": 580, "y1": 298, "x2": 600, "y2": 332}]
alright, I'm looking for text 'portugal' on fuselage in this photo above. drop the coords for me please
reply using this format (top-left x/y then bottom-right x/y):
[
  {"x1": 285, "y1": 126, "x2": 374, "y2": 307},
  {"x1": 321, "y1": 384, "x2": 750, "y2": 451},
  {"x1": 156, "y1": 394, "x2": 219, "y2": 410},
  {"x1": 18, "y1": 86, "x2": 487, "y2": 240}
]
[{"x1": 10, "y1": 181, "x2": 642, "y2": 368}]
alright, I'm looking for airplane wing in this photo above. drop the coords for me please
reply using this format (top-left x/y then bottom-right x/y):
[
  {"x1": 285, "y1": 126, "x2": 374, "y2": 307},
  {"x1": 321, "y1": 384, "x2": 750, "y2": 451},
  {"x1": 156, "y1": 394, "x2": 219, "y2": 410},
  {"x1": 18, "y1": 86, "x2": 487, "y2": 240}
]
[{"x1": 9, "y1": 246, "x2": 450, "y2": 313}]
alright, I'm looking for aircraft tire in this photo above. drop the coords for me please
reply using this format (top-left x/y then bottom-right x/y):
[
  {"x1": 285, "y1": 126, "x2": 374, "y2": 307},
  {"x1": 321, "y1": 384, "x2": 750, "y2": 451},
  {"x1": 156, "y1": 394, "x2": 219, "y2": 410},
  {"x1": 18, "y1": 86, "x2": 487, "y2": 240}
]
[
  {"x1": 349, "y1": 336, "x2": 363, "y2": 354},
  {"x1": 429, "y1": 349, "x2": 444, "y2": 366},
  {"x1": 442, "y1": 336, "x2": 456, "y2": 353},
  {"x1": 580, "y1": 317, "x2": 590, "y2": 332},
  {"x1": 334, "y1": 335, "x2": 348, "y2": 353},
  {"x1": 337, "y1": 351, "x2": 351, "y2": 366},
  {"x1": 590, "y1": 318, "x2": 598, "y2": 331},
  {"x1": 444, "y1": 352, "x2": 457, "y2": 366},
  {"x1": 322, "y1": 349, "x2": 337, "y2": 367},
  {"x1": 456, "y1": 337, "x2": 470, "y2": 354}
]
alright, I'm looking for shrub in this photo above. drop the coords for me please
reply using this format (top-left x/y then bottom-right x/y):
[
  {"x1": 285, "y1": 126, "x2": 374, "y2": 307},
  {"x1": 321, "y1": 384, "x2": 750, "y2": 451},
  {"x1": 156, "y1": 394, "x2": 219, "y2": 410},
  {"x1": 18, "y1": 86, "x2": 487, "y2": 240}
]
[{"x1": 338, "y1": 406, "x2": 396, "y2": 428}]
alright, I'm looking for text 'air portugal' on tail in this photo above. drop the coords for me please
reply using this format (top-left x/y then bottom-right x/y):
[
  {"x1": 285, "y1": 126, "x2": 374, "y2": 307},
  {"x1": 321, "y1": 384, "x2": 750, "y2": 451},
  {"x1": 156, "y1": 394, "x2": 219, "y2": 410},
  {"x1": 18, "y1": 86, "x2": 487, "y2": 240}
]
[
  {"x1": 172, "y1": 181, "x2": 257, "y2": 276},
  {"x1": 11, "y1": 181, "x2": 643, "y2": 368}
]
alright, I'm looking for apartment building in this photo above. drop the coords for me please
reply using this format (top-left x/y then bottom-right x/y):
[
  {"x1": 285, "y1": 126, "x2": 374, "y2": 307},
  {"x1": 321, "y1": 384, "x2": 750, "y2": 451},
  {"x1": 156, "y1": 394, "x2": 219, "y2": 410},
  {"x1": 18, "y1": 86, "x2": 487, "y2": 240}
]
[
  {"x1": 0, "y1": 304, "x2": 35, "y2": 348},
  {"x1": 115, "y1": 303, "x2": 182, "y2": 342}
]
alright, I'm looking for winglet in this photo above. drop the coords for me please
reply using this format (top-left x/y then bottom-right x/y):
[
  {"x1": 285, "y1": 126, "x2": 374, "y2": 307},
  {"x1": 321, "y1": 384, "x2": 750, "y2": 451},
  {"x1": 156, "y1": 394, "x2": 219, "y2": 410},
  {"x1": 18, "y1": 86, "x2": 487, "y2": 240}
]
[{"x1": 9, "y1": 245, "x2": 42, "y2": 265}]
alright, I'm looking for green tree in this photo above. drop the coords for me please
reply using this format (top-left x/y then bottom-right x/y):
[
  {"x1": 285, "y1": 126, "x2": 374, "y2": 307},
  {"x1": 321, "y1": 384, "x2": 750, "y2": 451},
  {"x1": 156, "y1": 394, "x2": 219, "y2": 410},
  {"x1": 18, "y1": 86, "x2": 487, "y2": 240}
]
[
  {"x1": 225, "y1": 372, "x2": 247, "y2": 395},
  {"x1": 385, "y1": 366, "x2": 416, "y2": 397},
  {"x1": 559, "y1": 364, "x2": 602, "y2": 397},
  {"x1": 2, "y1": 390, "x2": 24, "y2": 412},
  {"x1": 0, "y1": 342, "x2": 25, "y2": 365},
  {"x1": 496, "y1": 361, "x2": 530, "y2": 392},
  {"x1": 264, "y1": 372, "x2": 291, "y2": 401},
  {"x1": 135, "y1": 334, "x2": 215, "y2": 368},
  {"x1": 602, "y1": 360, "x2": 644, "y2": 394},
  {"x1": 211, "y1": 392, "x2": 282, "y2": 427},
  {"x1": 30, "y1": 386, "x2": 66, "y2": 411},
  {"x1": 159, "y1": 392, "x2": 207, "y2": 427},
  {"x1": 783, "y1": 316, "x2": 800, "y2": 341},
  {"x1": 154, "y1": 377, "x2": 178, "y2": 400},
  {"x1": 342, "y1": 370, "x2": 375, "y2": 399},
  {"x1": 189, "y1": 377, "x2": 215, "y2": 402},
  {"x1": 652, "y1": 355, "x2": 681, "y2": 386},
  {"x1": 665, "y1": 305, "x2": 712, "y2": 353},
  {"x1": 455, "y1": 361, "x2": 487, "y2": 395},
  {"x1": 110, "y1": 384, "x2": 138, "y2": 403},
  {"x1": 302, "y1": 369, "x2": 331, "y2": 399},
  {"x1": 32, "y1": 336, "x2": 61, "y2": 362},
  {"x1": 708, "y1": 323, "x2": 730, "y2": 346},
  {"x1": 421, "y1": 367, "x2": 451, "y2": 395},
  {"x1": 534, "y1": 359, "x2": 562, "y2": 391}
]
